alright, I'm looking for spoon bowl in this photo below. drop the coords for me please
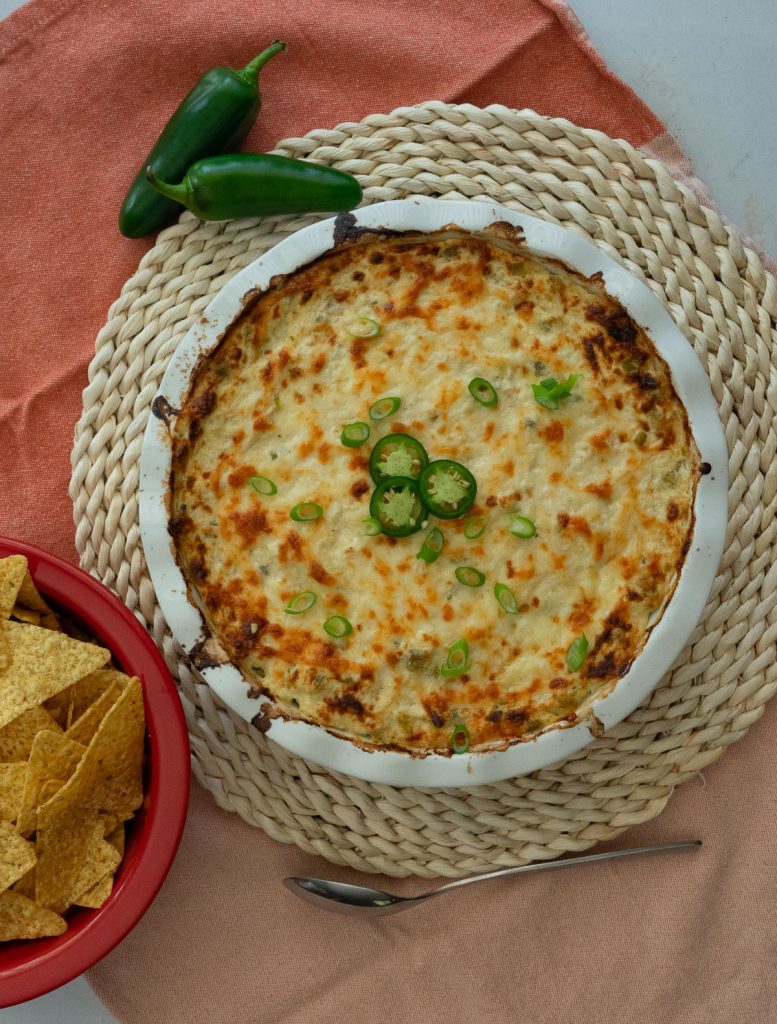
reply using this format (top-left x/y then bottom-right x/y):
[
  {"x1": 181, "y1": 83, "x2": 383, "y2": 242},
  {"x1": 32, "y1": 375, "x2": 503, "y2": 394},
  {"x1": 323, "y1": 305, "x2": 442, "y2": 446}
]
[{"x1": 282, "y1": 878, "x2": 412, "y2": 917}]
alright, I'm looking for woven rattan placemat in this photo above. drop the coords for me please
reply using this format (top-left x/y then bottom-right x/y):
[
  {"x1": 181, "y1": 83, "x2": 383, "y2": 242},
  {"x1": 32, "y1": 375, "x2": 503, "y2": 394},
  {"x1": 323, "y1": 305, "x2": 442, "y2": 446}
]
[{"x1": 70, "y1": 102, "x2": 777, "y2": 878}]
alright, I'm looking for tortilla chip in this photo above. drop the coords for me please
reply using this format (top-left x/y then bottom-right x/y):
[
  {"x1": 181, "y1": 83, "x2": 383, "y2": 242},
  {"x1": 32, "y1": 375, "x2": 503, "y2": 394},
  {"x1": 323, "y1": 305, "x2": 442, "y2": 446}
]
[
  {"x1": 37, "y1": 779, "x2": 62, "y2": 803},
  {"x1": 76, "y1": 872, "x2": 114, "y2": 909},
  {"x1": 0, "y1": 556, "x2": 27, "y2": 620},
  {"x1": 45, "y1": 696, "x2": 74, "y2": 731},
  {"x1": 35, "y1": 808, "x2": 102, "y2": 913},
  {"x1": 39, "y1": 678, "x2": 145, "y2": 821},
  {"x1": 0, "y1": 762, "x2": 26, "y2": 821},
  {"x1": 0, "y1": 621, "x2": 110, "y2": 729},
  {"x1": 98, "y1": 810, "x2": 133, "y2": 837},
  {"x1": 10, "y1": 606, "x2": 41, "y2": 626},
  {"x1": 46, "y1": 668, "x2": 127, "y2": 729},
  {"x1": 10, "y1": 607, "x2": 58, "y2": 631},
  {"x1": 0, "y1": 568, "x2": 142, "y2": 937},
  {"x1": 0, "y1": 890, "x2": 66, "y2": 941},
  {"x1": 17, "y1": 731, "x2": 85, "y2": 834},
  {"x1": 106, "y1": 822, "x2": 125, "y2": 858},
  {"x1": 65, "y1": 681, "x2": 121, "y2": 746},
  {"x1": 71, "y1": 837, "x2": 121, "y2": 905},
  {"x1": 98, "y1": 812, "x2": 120, "y2": 834},
  {"x1": 0, "y1": 556, "x2": 27, "y2": 673},
  {"x1": 16, "y1": 571, "x2": 54, "y2": 616},
  {"x1": 11, "y1": 866, "x2": 35, "y2": 900},
  {"x1": 80, "y1": 874, "x2": 114, "y2": 909},
  {"x1": 0, "y1": 821, "x2": 36, "y2": 892},
  {"x1": 0, "y1": 706, "x2": 62, "y2": 762}
]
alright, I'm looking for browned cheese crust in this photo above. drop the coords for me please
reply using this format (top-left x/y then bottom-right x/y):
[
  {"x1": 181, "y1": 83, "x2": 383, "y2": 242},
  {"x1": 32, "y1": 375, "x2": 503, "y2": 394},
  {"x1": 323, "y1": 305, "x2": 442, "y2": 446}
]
[{"x1": 170, "y1": 229, "x2": 699, "y2": 754}]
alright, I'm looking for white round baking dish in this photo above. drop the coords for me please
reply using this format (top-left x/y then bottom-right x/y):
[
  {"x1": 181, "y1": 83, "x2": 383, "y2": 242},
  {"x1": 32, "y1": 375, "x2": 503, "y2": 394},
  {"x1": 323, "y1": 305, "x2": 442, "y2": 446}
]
[{"x1": 139, "y1": 198, "x2": 728, "y2": 788}]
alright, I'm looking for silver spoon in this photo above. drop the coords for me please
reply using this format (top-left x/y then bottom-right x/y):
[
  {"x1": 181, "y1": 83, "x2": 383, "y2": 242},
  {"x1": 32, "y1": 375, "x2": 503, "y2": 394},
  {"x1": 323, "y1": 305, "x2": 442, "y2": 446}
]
[{"x1": 284, "y1": 840, "x2": 701, "y2": 916}]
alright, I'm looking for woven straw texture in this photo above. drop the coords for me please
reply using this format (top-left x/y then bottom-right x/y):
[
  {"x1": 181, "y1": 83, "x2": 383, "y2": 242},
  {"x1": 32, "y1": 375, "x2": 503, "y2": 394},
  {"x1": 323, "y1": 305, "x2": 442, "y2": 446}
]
[{"x1": 70, "y1": 103, "x2": 777, "y2": 878}]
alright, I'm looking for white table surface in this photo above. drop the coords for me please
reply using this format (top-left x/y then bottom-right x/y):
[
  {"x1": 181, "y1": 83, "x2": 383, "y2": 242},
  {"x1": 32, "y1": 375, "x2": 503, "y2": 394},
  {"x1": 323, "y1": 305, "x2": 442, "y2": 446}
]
[{"x1": 1, "y1": 0, "x2": 775, "y2": 1019}]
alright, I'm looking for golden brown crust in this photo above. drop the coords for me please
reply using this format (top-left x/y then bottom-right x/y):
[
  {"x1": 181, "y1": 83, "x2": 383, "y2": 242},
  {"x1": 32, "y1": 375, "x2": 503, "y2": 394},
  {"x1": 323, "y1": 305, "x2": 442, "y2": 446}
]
[{"x1": 171, "y1": 230, "x2": 699, "y2": 754}]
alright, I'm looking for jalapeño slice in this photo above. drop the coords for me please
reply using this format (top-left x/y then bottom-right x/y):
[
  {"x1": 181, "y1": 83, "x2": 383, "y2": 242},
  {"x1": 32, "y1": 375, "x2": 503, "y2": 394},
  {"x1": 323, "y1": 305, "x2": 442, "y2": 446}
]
[
  {"x1": 369, "y1": 476, "x2": 426, "y2": 537},
  {"x1": 369, "y1": 433, "x2": 429, "y2": 484},
  {"x1": 418, "y1": 460, "x2": 477, "y2": 520}
]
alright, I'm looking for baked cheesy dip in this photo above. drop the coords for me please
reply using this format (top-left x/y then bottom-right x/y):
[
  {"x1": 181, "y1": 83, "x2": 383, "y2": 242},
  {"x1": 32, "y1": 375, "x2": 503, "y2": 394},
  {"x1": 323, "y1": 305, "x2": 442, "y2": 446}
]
[{"x1": 169, "y1": 224, "x2": 700, "y2": 756}]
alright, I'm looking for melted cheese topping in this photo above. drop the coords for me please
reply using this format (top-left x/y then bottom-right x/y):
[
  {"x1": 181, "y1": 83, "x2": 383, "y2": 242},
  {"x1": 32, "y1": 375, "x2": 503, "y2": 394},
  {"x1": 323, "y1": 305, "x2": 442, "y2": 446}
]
[{"x1": 171, "y1": 230, "x2": 698, "y2": 753}]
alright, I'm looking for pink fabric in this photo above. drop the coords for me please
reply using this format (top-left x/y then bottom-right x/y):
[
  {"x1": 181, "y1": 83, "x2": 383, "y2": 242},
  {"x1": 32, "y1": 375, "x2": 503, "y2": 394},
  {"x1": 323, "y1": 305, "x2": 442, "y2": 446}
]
[
  {"x1": 89, "y1": 722, "x2": 777, "y2": 1023},
  {"x1": 1, "y1": 0, "x2": 775, "y2": 1019},
  {"x1": 0, "y1": 0, "x2": 660, "y2": 563}
]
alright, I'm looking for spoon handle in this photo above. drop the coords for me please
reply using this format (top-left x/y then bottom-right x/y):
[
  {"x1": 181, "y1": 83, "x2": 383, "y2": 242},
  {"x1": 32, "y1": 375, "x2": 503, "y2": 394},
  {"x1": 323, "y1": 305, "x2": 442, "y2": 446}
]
[{"x1": 431, "y1": 840, "x2": 701, "y2": 898}]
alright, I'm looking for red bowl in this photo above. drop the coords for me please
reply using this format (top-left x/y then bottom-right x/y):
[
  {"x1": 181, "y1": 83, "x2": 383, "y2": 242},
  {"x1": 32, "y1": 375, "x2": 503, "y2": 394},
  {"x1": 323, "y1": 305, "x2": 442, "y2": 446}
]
[{"x1": 0, "y1": 537, "x2": 190, "y2": 1008}]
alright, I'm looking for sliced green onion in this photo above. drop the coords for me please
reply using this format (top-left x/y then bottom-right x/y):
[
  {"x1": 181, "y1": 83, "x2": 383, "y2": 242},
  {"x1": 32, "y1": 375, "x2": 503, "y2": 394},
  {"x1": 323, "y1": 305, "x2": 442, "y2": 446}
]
[
  {"x1": 290, "y1": 502, "x2": 323, "y2": 522},
  {"x1": 347, "y1": 317, "x2": 381, "y2": 339},
  {"x1": 565, "y1": 633, "x2": 589, "y2": 672},
  {"x1": 554, "y1": 374, "x2": 578, "y2": 397},
  {"x1": 494, "y1": 582, "x2": 519, "y2": 614},
  {"x1": 284, "y1": 591, "x2": 317, "y2": 615},
  {"x1": 324, "y1": 615, "x2": 353, "y2": 639},
  {"x1": 468, "y1": 377, "x2": 498, "y2": 408},
  {"x1": 441, "y1": 638, "x2": 472, "y2": 678},
  {"x1": 463, "y1": 514, "x2": 488, "y2": 540},
  {"x1": 634, "y1": 430, "x2": 647, "y2": 446},
  {"x1": 621, "y1": 358, "x2": 638, "y2": 373},
  {"x1": 369, "y1": 396, "x2": 401, "y2": 421},
  {"x1": 532, "y1": 373, "x2": 580, "y2": 411},
  {"x1": 247, "y1": 475, "x2": 277, "y2": 496},
  {"x1": 450, "y1": 722, "x2": 470, "y2": 755},
  {"x1": 417, "y1": 527, "x2": 445, "y2": 564},
  {"x1": 455, "y1": 566, "x2": 485, "y2": 588},
  {"x1": 508, "y1": 514, "x2": 536, "y2": 539},
  {"x1": 361, "y1": 516, "x2": 382, "y2": 536},
  {"x1": 341, "y1": 421, "x2": 371, "y2": 447}
]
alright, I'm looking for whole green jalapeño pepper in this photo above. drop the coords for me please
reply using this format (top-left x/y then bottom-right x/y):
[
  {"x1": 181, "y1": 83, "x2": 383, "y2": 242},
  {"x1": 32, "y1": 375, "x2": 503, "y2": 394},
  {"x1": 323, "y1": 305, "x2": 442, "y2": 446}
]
[
  {"x1": 119, "y1": 42, "x2": 285, "y2": 238},
  {"x1": 146, "y1": 154, "x2": 362, "y2": 220}
]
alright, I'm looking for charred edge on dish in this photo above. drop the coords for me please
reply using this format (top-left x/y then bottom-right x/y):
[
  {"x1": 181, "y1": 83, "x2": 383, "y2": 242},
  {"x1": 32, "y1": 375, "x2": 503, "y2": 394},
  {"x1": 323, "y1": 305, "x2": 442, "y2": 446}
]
[
  {"x1": 188, "y1": 636, "x2": 230, "y2": 671},
  {"x1": 250, "y1": 704, "x2": 274, "y2": 733},
  {"x1": 331, "y1": 211, "x2": 408, "y2": 247},
  {"x1": 179, "y1": 287, "x2": 266, "y2": 416},
  {"x1": 255, "y1": 700, "x2": 593, "y2": 758},
  {"x1": 586, "y1": 712, "x2": 605, "y2": 738},
  {"x1": 163, "y1": 287, "x2": 267, "y2": 590},
  {"x1": 331, "y1": 214, "x2": 526, "y2": 252},
  {"x1": 151, "y1": 395, "x2": 180, "y2": 428},
  {"x1": 165, "y1": 286, "x2": 262, "y2": 489},
  {"x1": 482, "y1": 219, "x2": 526, "y2": 246}
]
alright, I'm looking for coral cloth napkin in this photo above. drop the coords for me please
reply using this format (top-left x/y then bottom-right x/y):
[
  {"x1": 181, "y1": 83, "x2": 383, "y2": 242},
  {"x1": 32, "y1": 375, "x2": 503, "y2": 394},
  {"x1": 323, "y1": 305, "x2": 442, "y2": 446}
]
[{"x1": 1, "y1": 0, "x2": 776, "y2": 1021}]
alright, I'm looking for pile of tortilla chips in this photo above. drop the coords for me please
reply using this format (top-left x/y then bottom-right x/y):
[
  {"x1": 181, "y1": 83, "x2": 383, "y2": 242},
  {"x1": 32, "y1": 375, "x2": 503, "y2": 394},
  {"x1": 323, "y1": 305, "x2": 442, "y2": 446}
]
[{"x1": 0, "y1": 555, "x2": 145, "y2": 941}]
